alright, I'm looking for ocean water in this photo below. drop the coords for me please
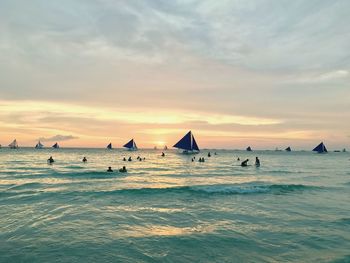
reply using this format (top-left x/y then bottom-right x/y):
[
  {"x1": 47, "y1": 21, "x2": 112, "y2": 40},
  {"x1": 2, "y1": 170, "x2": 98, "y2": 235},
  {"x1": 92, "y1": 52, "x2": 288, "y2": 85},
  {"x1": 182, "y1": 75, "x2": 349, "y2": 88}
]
[{"x1": 0, "y1": 148, "x2": 349, "y2": 263}]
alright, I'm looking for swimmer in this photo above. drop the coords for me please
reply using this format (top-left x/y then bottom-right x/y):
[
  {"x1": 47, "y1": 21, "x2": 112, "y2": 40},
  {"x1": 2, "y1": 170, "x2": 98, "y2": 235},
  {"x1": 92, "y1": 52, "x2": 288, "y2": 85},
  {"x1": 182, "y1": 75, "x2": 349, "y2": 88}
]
[
  {"x1": 119, "y1": 166, "x2": 127, "y2": 173},
  {"x1": 208, "y1": 152, "x2": 211, "y2": 157},
  {"x1": 255, "y1": 157, "x2": 260, "y2": 167},
  {"x1": 161, "y1": 152, "x2": 165, "y2": 157},
  {"x1": 107, "y1": 166, "x2": 113, "y2": 172},
  {"x1": 241, "y1": 159, "x2": 249, "y2": 167},
  {"x1": 47, "y1": 156, "x2": 54, "y2": 164},
  {"x1": 82, "y1": 157, "x2": 87, "y2": 163},
  {"x1": 123, "y1": 157, "x2": 126, "y2": 161},
  {"x1": 128, "y1": 157, "x2": 132, "y2": 162}
]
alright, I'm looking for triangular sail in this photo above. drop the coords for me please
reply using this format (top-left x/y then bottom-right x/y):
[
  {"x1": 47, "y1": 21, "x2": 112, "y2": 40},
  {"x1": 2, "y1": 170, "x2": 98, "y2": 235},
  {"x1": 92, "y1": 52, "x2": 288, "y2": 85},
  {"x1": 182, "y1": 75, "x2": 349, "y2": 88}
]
[
  {"x1": 123, "y1": 139, "x2": 137, "y2": 150},
  {"x1": 312, "y1": 142, "x2": 327, "y2": 153},
  {"x1": 107, "y1": 143, "x2": 112, "y2": 149},
  {"x1": 173, "y1": 131, "x2": 192, "y2": 151},
  {"x1": 52, "y1": 142, "x2": 59, "y2": 149},
  {"x1": 35, "y1": 141, "x2": 44, "y2": 149},
  {"x1": 173, "y1": 131, "x2": 200, "y2": 152},
  {"x1": 246, "y1": 146, "x2": 252, "y2": 151},
  {"x1": 285, "y1": 146, "x2": 291, "y2": 152},
  {"x1": 9, "y1": 139, "x2": 18, "y2": 149},
  {"x1": 192, "y1": 135, "x2": 199, "y2": 151}
]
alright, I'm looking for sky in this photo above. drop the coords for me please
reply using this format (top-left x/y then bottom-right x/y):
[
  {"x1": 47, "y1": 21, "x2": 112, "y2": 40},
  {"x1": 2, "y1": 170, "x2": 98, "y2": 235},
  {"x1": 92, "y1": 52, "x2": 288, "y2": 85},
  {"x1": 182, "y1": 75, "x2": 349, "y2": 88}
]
[{"x1": 0, "y1": 0, "x2": 349, "y2": 149}]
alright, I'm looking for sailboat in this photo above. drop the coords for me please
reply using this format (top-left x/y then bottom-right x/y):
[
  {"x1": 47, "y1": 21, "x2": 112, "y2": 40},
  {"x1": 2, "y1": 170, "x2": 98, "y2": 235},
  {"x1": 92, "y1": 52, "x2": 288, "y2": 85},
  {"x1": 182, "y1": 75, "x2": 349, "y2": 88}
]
[
  {"x1": 9, "y1": 139, "x2": 18, "y2": 149},
  {"x1": 312, "y1": 142, "x2": 327, "y2": 153},
  {"x1": 35, "y1": 141, "x2": 44, "y2": 149},
  {"x1": 173, "y1": 131, "x2": 199, "y2": 154},
  {"x1": 123, "y1": 139, "x2": 138, "y2": 151},
  {"x1": 52, "y1": 142, "x2": 60, "y2": 149},
  {"x1": 285, "y1": 146, "x2": 292, "y2": 152},
  {"x1": 107, "y1": 143, "x2": 112, "y2": 149},
  {"x1": 246, "y1": 146, "x2": 252, "y2": 151}
]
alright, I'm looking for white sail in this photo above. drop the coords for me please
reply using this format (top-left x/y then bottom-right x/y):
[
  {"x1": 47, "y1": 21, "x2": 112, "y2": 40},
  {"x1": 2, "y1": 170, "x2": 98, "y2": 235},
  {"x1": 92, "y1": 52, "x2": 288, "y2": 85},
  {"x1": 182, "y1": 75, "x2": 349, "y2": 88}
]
[{"x1": 9, "y1": 139, "x2": 18, "y2": 149}]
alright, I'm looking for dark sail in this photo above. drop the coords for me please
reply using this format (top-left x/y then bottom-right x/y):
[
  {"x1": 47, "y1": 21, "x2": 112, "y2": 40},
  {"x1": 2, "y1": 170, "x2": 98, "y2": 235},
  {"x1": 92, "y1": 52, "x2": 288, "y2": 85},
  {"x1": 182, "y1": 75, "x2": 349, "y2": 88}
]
[
  {"x1": 312, "y1": 142, "x2": 327, "y2": 153},
  {"x1": 285, "y1": 147, "x2": 291, "y2": 152},
  {"x1": 52, "y1": 142, "x2": 59, "y2": 148},
  {"x1": 192, "y1": 135, "x2": 199, "y2": 151},
  {"x1": 173, "y1": 131, "x2": 192, "y2": 151},
  {"x1": 173, "y1": 131, "x2": 200, "y2": 152},
  {"x1": 107, "y1": 143, "x2": 112, "y2": 149},
  {"x1": 246, "y1": 146, "x2": 252, "y2": 151},
  {"x1": 123, "y1": 139, "x2": 137, "y2": 149}
]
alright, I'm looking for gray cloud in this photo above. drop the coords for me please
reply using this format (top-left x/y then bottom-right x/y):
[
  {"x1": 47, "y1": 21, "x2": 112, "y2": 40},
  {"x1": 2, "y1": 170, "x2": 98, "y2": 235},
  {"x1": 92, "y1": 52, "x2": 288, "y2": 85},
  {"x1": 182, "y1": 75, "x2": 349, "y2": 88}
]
[{"x1": 38, "y1": 134, "x2": 79, "y2": 142}]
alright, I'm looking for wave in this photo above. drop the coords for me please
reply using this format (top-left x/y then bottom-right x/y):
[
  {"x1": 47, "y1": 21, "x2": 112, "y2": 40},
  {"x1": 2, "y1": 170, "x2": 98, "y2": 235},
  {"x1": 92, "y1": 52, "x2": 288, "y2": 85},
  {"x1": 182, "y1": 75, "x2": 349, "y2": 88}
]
[
  {"x1": 1, "y1": 182, "x2": 323, "y2": 200},
  {"x1": 62, "y1": 183, "x2": 322, "y2": 197}
]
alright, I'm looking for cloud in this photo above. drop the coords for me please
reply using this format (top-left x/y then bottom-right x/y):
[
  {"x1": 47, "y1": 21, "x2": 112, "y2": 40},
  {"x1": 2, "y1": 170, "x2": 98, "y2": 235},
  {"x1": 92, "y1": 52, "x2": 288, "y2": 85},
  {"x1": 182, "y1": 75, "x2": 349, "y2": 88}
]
[
  {"x1": 291, "y1": 70, "x2": 349, "y2": 84},
  {"x1": 38, "y1": 134, "x2": 78, "y2": 142}
]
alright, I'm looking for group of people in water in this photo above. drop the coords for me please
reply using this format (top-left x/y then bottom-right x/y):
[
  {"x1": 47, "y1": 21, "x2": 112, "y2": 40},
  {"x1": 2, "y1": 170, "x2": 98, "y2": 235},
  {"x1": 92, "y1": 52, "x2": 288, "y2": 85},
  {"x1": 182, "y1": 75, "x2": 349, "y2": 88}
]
[
  {"x1": 122, "y1": 156, "x2": 146, "y2": 162},
  {"x1": 240, "y1": 157, "x2": 260, "y2": 167},
  {"x1": 47, "y1": 151, "x2": 261, "y2": 174}
]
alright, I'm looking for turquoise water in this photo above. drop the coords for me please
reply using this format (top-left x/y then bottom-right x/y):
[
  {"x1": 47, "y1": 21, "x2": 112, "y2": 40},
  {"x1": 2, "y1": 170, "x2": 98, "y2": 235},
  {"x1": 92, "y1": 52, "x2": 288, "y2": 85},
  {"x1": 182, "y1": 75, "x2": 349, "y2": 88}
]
[{"x1": 0, "y1": 148, "x2": 349, "y2": 262}]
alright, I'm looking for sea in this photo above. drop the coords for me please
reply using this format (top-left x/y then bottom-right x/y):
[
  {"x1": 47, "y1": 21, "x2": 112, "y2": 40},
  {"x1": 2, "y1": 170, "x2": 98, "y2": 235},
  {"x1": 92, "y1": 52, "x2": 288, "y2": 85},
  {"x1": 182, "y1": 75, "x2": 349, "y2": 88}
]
[{"x1": 0, "y1": 148, "x2": 349, "y2": 263}]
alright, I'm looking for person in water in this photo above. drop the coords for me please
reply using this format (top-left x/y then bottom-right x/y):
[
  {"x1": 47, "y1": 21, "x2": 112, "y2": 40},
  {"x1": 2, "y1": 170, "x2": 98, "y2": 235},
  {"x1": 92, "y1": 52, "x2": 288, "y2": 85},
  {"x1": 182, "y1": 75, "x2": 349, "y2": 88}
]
[
  {"x1": 237, "y1": 157, "x2": 240, "y2": 161},
  {"x1": 161, "y1": 152, "x2": 165, "y2": 157},
  {"x1": 255, "y1": 157, "x2": 260, "y2": 167},
  {"x1": 241, "y1": 159, "x2": 249, "y2": 167},
  {"x1": 119, "y1": 166, "x2": 127, "y2": 173},
  {"x1": 128, "y1": 157, "x2": 132, "y2": 162},
  {"x1": 208, "y1": 152, "x2": 211, "y2": 157},
  {"x1": 47, "y1": 156, "x2": 54, "y2": 164},
  {"x1": 123, "y1": 157, "x2": 126, "y2": 161},
  {"x1": 107, "y1": 166, "x2": 113, "y2": 172},
  {"x1": 82, "y1": 157, "x2": 87, "y2": 163}
]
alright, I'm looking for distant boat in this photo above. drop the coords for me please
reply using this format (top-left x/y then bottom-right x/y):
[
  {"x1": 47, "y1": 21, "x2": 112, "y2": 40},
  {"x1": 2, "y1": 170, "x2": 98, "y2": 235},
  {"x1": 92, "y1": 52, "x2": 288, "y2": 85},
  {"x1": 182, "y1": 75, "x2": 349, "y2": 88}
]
[
  {"x1": 123, "y1": 139, "x2": 138, "y2": 151},
  {"x1": 35, "y1": 141, "x2": 44, "y2": 149},
  {"x1": 246, "y1": 146, "x2": 252, "y2": 151},
  {"x1": 285, "y1": 146, "x2": 292, "y2": 152},
  {"x1": 107, "y1": 143, "x2": 112, "y2": 149},
  {"x1": 173, "y1": 131, "x2": 199, "y2": 154},
  {"x1": 52, "y1": 142, "x2": 60, "y2": 149},
  {"x1": 312, "y1": 142, "x2": 327, "y2": 153},
  {"x1": 164, "y1": 145, "x2": 168, "y2": 150},
  {"x1": 9, "y1": 139, "x2": 18, "y2": 149}
]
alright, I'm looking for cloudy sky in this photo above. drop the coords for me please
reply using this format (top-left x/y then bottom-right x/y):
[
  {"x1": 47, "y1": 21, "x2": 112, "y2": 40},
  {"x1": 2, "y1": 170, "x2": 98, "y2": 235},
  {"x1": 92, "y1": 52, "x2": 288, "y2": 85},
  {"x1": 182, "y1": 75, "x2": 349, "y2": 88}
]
[{"x1": 0, "y1": 0, "x2": 349, "y2": 149}]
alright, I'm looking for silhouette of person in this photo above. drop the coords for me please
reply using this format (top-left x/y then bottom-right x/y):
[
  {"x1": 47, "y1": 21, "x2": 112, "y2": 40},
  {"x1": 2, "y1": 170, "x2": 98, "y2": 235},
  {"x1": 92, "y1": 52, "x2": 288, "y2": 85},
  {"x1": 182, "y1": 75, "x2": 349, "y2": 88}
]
[
  {"x1": 241, "y1": 159, "x2": 249, "y2": 167},
  {"x1": 119, "y1": 166, "x2": 127, "y2": 173},
  {"x1": 107, "y1": 166, "x2": 113, "y2": 172},
  {"x1": 47, "y1": 156, "x2": 54, "y2": 164},
  {"x1": 82, "y1": 157, "x2": 87, "y2": 163},
  {"x1": 255, "y1": 157, "x2": 260, "y2": 167}
]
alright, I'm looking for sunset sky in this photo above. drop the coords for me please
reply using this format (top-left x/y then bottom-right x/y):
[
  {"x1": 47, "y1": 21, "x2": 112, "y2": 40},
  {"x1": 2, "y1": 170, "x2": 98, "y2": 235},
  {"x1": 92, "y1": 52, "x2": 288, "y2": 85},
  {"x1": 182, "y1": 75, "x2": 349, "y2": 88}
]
[{"x1": 0, "y1": 0, "x2": 349, "y2": 149}]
